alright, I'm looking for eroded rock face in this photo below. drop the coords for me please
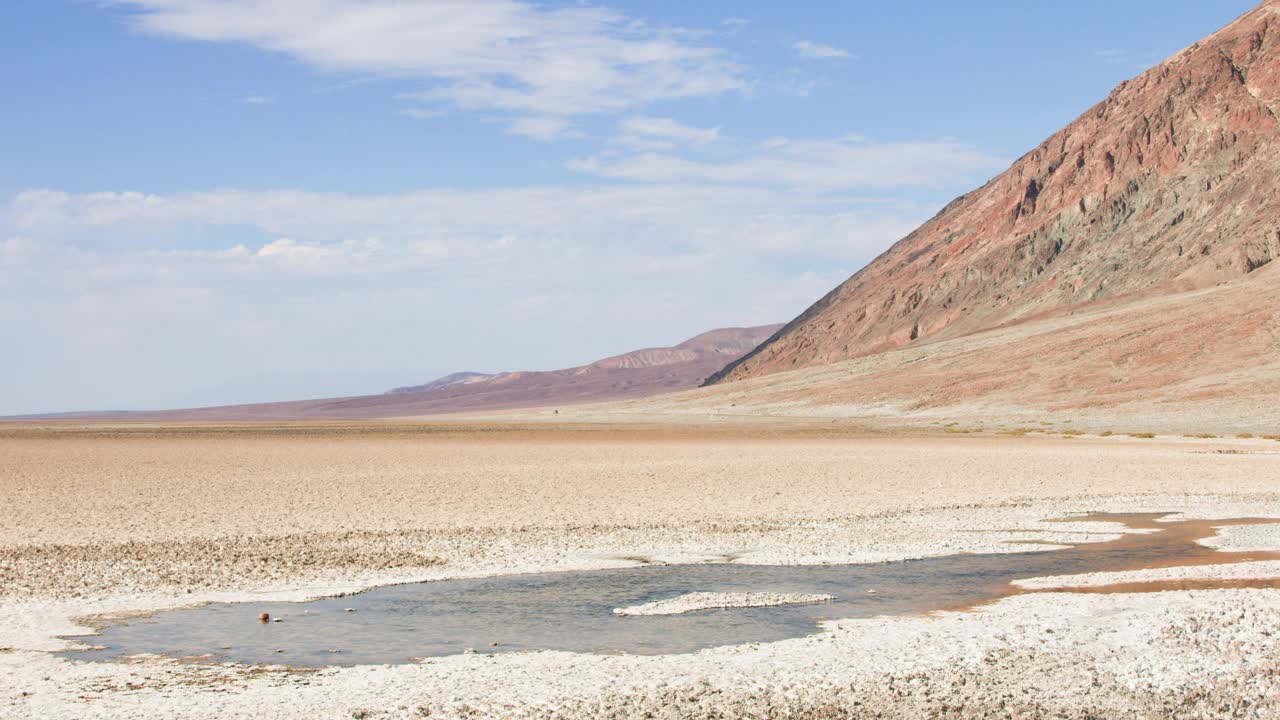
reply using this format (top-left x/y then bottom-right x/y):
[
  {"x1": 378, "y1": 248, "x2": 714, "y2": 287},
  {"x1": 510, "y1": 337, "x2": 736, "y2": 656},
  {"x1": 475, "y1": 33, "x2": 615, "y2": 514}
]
[{"x1": 712, "y1": 1, "x2": 1280, "y2": 385}]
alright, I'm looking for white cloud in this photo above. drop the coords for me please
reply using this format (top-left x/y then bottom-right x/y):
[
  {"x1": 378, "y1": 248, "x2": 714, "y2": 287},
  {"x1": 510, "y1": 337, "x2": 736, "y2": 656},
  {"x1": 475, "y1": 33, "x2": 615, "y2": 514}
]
[
  {"x1": 9, "y1": 185, "x2": 926, "y2": 261},
  {"x1": 11, "y1": 190, "x2": 70, "y2": 229},
  {"x1": 113, "y1": 0, "x2": 745, "y2": 137},
  {"x1": 570, "y1": 135, "x2": 1002, "y2": 191},
  {"x1": 256, "y1": 238, "x2": 343, "y2": 259},
  {"x1": 793, "y1": 40, "x2": 851, "y2": 59},
  {"x1": 506, "y1": 116, "x2": 573, "y2": 140},
  {"x1": 1, "y1": 237, "x2": 31, "y2": 264},
  {"x1": 616, "y1": 116, "x2": 720, "y2": 150},
  {"x1": 238, "y1": 95, "x2": 273, "y2": 105}
]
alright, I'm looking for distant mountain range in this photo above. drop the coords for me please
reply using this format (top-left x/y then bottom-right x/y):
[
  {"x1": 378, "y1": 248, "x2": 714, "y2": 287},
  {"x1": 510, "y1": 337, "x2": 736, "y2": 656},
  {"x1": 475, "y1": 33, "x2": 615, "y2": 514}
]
[
  {"x1": 388, "y1": 372, "x2": 498, "y2": 395},
  {"x1": 13, "y1": 324, "x2": 779, "y2": 421}
]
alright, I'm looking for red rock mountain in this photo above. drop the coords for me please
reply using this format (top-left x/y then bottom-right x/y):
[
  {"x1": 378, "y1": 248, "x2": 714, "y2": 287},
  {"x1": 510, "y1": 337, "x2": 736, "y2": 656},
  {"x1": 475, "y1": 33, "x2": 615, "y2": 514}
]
[{"x1": 710, "y1": 1, "x2": 1280, "y2": 385}]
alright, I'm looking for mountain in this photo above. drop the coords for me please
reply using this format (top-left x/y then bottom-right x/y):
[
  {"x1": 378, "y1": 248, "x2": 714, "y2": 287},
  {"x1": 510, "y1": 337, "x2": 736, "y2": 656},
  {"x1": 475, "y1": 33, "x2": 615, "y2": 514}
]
[
  {"x1": 25, "y1": 324, "x2": 780, "y2": 421},
  {"x1": 614, "y1": 264, "x2": 1280, "y2": 432},
  {"x1": 357, "y1": 324, "x2": 782, "y2": 414},
  {"x1": 710, "y1": 1, "x2": 1280, "y2": 386},
  {"x1": 388, "y1": 372, "x2": 497, "y2": 395},
  {"x1": 388, "y1": 326, "x2": 776, "y2": 396}
]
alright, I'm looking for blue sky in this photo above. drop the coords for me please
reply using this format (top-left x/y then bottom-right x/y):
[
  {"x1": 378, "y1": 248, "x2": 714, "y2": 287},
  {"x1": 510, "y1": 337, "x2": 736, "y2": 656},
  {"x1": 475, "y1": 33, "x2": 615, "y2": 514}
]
[{"x1": 0, "y1": 0, "x2": 1259, "y2": 414}]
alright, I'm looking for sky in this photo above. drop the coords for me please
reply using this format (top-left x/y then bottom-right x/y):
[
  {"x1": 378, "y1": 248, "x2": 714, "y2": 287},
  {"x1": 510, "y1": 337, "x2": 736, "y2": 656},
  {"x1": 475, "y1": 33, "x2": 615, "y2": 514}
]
[{"x1": 0, "y1": 0, "x2": 1260, "y2": 415}]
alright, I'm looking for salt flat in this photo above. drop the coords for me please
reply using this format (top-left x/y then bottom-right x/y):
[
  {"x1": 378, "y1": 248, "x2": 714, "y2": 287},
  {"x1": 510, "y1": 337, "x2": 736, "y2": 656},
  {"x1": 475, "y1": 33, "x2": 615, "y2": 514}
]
[{"x1": 2, "y1": 421, "x2": 1279, "y2": 718}]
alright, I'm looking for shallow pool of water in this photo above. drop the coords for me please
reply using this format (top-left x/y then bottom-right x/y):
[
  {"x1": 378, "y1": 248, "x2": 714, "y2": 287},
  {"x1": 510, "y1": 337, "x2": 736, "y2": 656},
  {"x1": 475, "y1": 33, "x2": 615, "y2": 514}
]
[{"x1": 62, "y1": 513, "x2": 1280, "y2": 666}]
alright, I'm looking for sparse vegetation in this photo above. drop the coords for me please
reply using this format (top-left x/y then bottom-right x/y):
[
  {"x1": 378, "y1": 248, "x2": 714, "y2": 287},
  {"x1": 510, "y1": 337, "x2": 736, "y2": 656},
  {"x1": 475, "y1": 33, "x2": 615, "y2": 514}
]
[
  {"x1": 1061, "y1": 430, "x2": 1085, "y2": 436},
  {"x1": 1264, "y1": 435, "x2": 1280, "y2": 442},
  {"x1": 1129, "y1": 432, "x2": 1156, "y2": 439},
  {"x1": 1185, "y1": 433, "x2": 1218, "y2": 439},
  {"x1": 1099, "y1": 431, "x2": 1114, "y2": 437},
  {"x1": 1237, "y1": 433, "x2": 1255, "y2": 439}
]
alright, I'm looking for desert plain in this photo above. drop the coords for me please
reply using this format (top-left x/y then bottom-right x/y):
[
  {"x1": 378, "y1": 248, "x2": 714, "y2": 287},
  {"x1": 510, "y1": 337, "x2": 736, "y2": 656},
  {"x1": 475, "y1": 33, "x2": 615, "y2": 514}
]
[{"x1": 3, "y1": 420, "x2": 1280, "y2": 719}]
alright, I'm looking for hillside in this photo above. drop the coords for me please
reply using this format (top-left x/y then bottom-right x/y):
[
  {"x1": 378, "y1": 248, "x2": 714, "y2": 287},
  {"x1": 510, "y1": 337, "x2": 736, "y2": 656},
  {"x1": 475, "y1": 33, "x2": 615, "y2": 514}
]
[
  {"x1": 710, "y1": 1, "x2": 1280, "y2": 385},
  {"x1": 596, "y1": 266, "x2": 1280, "y2": 433}
]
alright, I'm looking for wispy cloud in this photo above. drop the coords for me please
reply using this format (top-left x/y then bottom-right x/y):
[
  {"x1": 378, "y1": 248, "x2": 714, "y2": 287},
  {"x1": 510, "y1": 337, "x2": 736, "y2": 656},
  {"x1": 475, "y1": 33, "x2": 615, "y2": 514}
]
[
  {"x1": 8, "y1": 184, "x2": 933, "y2": 276},
  {"x1": 238, "y1": 94, "x2": 273, "y2": 105},
  {"x1": 113, "y1": 0, "x2": 746, "y2": 139},
  {"x1": 1, "y1": 237, "x2": 32, "y2": 264},
  {"x1": 793, "y1": 40, "x2": 851, "y2": 59},
  {"x1": 571, "y1": 135, "x2": 1002, "y2": 191},
  {"x1": 615, "y1": 116, "x2": 720, "y2": 150},
  {"x1": 506, "y1": 116, "x2": 574, "y2": 141}
]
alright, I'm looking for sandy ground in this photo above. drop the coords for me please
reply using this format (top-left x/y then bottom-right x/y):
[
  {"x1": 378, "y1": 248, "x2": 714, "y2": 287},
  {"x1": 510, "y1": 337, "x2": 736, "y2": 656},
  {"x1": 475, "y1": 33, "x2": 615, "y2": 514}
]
[{"x1": 3, "y1": 422, "x2": 1280, "y2": 718}]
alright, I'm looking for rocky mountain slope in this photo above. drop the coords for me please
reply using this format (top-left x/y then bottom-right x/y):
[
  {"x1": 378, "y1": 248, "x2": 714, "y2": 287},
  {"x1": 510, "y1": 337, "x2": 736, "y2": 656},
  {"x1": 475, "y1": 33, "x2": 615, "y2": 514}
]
[
  {"x1": 710, "y1": 1, "x2": 1280, "y2": 385},
  {"x1": 604, "y1": 265, "x2": 1280, "y2": 433},
  {"x1": 42, "y1": 324, "x2": 779, "y2": 421}
]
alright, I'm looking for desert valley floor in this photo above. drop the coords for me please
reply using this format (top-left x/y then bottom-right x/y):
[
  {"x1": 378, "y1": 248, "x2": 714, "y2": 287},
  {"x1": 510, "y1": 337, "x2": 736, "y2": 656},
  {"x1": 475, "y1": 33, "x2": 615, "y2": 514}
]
[{"x1": 3, "y1": 420, "x2": 1279, "y2": 718}]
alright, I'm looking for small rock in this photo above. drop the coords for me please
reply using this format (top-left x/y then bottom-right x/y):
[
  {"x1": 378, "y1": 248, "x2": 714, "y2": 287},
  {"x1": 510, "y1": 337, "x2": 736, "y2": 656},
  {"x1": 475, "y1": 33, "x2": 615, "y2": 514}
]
[
  {"x1": 272, "y1": 618, "x2": 283, "y2": 623},
  {"x1": 344, "y1": 608, "x2": 356, "y2": 613},
  {"x1": 259, "y1": 613, "x2": 270, "y2": 623}
]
